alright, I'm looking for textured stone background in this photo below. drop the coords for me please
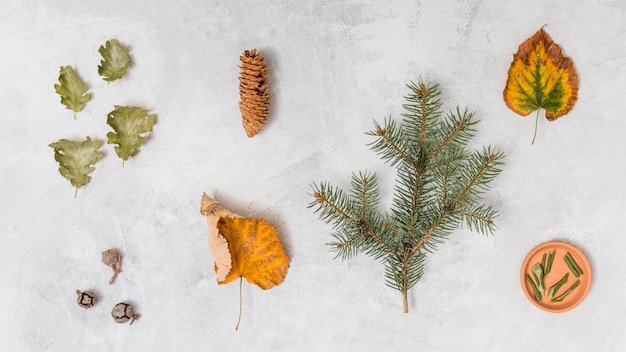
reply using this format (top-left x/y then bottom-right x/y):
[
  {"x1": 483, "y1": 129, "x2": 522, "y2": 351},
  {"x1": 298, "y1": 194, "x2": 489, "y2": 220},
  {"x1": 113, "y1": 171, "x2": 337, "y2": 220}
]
[{"x1": 2, "y1": 1, "x2": 625, "y2": 351}]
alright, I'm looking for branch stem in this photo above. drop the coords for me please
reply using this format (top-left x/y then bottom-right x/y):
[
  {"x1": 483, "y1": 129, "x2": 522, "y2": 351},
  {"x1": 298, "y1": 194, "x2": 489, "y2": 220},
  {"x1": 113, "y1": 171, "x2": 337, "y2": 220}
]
[
  {"x1": 419, "y1": 83, "x2": 428, "y2": 148},
  {"x1": 403, "y1": 289, "x2": 409, "y2": 313}
]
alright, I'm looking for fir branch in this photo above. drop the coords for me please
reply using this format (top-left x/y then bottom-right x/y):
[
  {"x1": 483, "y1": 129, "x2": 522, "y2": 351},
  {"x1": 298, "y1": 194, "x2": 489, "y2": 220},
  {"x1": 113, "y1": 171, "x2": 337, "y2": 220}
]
[
  {"x1": 360, "y1": 217, "x2": 399, "y2": 261},
  {"x1": 457, "y1": 204, "x2": 498, "y2": 235},
  {"x1": 402, "y1": 81, "x2": 443, "y2": 148},
  {"x1": 349, "y1": 171, "x2": 380, "y2": 221},
  {"x1": 367, "y1": 118, "x2": 414, "y2": 167},
  {"x1": 328, "y1": 231, "x2": 363, "y2": 260},
  {"x1": 423, "y1": 152, "x2": 467, "y2": 173},
  {"x1": 383, "y1": 222, "x2": 403, "y2": 239},
  {"x1": 453, "y1": 148, "x2": 505, "y2": 206},
  {"x1": 310, "y1": 183, "x2": 398, "y2": 261},
  {"x1": 409, "y1": 208, "x2": 454, "y2": 258},
  {"x1": 309, "y1": 182, "x2": 357, "y2": 230},
  {"x1": 309, "y1": 79, "x2": 504, "y2": 313},
  {"x1": 427, "y1": 107, "x2": 477, "y2": 159},
  {"x1": 418, "y1": 83, "x2": 428, "y2": 148}
]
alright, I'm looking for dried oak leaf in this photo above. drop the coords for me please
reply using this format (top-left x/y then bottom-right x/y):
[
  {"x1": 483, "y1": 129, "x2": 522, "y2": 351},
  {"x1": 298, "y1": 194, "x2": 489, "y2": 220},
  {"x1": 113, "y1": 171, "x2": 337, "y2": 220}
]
[
  {"x1": 54, "y1": 66, "x2": 90, "y2": 119},
  {"x1": 503, "y1": 27, "x2": 578, "y2": 144},
  {"x1": 106, "y1": 105, "x2": 155, "y2": 167},
  {"x1": 49, "y1": 136, "x2": 104, "y2": 198},
  {"x1": 200, "y1": 193, "x2": 289, "y2": 329},
  {"x1": 98, "y1": 39, "x2": 130, "y2": 82}
]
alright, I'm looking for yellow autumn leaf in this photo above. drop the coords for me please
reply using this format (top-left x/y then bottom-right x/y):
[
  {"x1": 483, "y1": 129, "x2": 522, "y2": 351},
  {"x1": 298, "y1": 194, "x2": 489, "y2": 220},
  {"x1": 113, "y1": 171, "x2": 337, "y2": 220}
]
[
  {"x1": 200, "y1": 193, "x2": 289, "y2": 329},
  {"x1": 503, "y1": 27, "x2": 579, "y2": 143},
  {"x1": 216, "y1": 217, "x2": 290, "y2": 289}
]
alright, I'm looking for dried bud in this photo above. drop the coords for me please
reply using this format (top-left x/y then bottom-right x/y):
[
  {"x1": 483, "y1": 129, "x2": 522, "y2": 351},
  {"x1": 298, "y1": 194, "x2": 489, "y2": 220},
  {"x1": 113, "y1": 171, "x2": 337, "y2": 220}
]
[
  {"x1": 101, "y1": 249, "x2": 122, "y2": 284},
  {"x1": 111, "y1": 302, "x2": 141, "y2": 325},
  {"x1": 76, "y1": 290, "x2": 96, "y2": 309}
]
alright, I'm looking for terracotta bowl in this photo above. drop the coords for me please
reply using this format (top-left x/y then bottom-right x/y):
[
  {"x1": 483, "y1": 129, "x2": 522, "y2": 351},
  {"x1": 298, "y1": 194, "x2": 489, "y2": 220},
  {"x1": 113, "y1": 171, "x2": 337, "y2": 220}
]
[{"x1": 520, "y1": 241, "x2": 591, "y2": 313}]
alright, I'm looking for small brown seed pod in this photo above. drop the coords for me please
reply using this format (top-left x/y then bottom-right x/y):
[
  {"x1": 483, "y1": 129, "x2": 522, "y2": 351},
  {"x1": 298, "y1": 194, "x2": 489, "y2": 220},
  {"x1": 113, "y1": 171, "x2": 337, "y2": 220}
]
[
  {"x1": 102, "y1": 249, "x2": 122, "y2": 284},
  {"x1": 239, "y1": 48, "x2": 270, "y2": 137},
  {"x1": 76, "y1": 290, "x2": 96, "y2": 309},
  {"x1": 111, "y1": 302, "x2": 141, "y2": 325}
]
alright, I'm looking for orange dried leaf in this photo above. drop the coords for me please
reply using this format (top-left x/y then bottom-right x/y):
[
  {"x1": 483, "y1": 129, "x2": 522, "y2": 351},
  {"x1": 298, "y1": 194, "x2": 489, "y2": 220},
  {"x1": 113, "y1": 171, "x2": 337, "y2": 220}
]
[
  {"x1": 200, "y1": 193, "x2": 289, "y2": 329},
  {"x1": 503, "y1": 28, "x2": 579, "y2": 142},
  {"x1": 200, "y1": 194, "x2": 289, "y2": 287},
  {"x1": 216, "y1": 217, "x2": 289, "y2": 289}
]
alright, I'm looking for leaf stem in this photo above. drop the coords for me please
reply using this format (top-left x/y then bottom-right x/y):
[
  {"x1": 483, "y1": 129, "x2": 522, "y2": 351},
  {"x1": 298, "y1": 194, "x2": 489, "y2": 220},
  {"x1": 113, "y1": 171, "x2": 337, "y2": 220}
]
[
  {"x1": 74, "y1": 186, "x2": 78, "y2": 199},
  {"x1": 531, "y1": 109, "x2": 540, "y2": 145},
  {"x1": 235, "y1": 276, "x2": 243, "y2": 330}
]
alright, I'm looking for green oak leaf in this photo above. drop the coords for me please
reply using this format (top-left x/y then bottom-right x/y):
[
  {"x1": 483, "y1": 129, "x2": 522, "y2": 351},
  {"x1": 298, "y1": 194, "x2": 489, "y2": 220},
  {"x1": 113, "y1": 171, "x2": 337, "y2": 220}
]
[
  {"x1": 98, "y1": 39, "x2": 130, "y2": 82},
  {"x1": 54, "y1": 66, "x2": 90, "y2": 119},
  {"x1": 106, "y1": 106, "x2": 155, "y2": 166},
  {"x1": 49, "y1": 136, "x2": 104, "y2": 198}
]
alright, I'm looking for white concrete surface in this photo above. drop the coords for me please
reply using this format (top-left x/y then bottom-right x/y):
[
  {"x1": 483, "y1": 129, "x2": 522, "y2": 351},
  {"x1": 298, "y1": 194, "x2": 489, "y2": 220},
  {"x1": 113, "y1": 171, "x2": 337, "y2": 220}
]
[{"x1": 2, "y1": 0, "x2": 625, "y2": 351}]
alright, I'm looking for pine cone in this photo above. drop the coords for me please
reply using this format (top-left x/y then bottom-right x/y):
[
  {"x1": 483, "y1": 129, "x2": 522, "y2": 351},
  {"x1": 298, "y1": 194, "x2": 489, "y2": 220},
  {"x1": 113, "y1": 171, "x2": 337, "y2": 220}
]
[{"x1": 239, "y1": 49, "x2": 270, "y2": 137}]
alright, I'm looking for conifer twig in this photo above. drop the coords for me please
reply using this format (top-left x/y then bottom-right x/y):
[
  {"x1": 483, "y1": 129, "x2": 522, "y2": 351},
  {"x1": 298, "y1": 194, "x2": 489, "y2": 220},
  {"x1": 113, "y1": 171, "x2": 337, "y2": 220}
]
[
  {"x1": 427, "y1": 110, "x2": 473, "y2": 159},
  {"x1": 313, "y1": 191, "x2": 397, "y2": 258},
  {"x1": 375, "y1": 127, "x2": 413, "y2": 165},
  {"x1": 309, "y1": 79, "x2": 504, "y2": 313},
  {"x1": 418, "y1": 83, "x2": 428, "y2": 148}
]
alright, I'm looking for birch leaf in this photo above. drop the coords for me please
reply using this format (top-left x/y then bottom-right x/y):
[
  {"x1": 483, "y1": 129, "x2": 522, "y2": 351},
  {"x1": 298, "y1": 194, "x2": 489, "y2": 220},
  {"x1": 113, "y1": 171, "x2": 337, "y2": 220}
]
[
  {"x1": 54, "y1": 66, "x2": 90, "y2": 119},
  {"x1": 106, "y1": 106, "x2": 155, "y2": 166},
  {"x1": 216, "y1": 217, "x2": 289, "y2": 289},
  {"x1": 98, "y1": 39, "x2": 130, "y2": 82},
  {"x1": 200, "y1": 194, "x2": 289, "y2": 288},
  {"x1": 200, "y1": 194, "x2": 289, "y2": 330},
  {"x1": 503, "y1": 27, "x2": 579, "y2": 143},
  {"x1": 49, "y1": 136, "x2": 103, "y2": 197}
]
